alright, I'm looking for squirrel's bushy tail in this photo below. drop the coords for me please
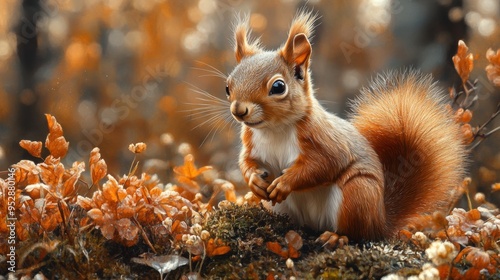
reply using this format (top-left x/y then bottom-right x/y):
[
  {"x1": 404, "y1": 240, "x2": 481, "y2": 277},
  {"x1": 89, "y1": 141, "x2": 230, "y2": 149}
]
[{"x1": 350, "y1": 70, "x2": 467, "y2": 234}]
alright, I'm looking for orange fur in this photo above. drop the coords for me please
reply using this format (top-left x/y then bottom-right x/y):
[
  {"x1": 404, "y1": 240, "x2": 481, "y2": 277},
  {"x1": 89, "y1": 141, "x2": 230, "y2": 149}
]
[
  {"x1": 351, "y1": 71, "x2": 467, "y2": 235},
  {"x1": 226, "y1": 11, "x2": 467, "y2": 240}
]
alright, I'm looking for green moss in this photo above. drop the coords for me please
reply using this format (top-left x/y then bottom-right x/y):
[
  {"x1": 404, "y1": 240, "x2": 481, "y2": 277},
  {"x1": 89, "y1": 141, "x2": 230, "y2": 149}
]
[{"x1": 11, "y1": 203, "x2": 500, "y2": 279}]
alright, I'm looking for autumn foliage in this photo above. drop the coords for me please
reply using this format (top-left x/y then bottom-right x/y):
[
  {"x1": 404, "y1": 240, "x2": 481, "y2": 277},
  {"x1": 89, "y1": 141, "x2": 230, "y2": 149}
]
[{"x1": 1, "y1": 114, "x2": 244, "y2": 277}]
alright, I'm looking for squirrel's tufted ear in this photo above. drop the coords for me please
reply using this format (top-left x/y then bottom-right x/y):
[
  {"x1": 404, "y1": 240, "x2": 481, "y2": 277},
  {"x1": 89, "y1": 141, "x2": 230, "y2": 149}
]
[
  {"x1": 292, "y1": 33, "x2": 311, "y2": 67},
  {"x1": 234, "y1": 15, "x2": 261, "y2": 63},
  {"x1": 280, "y1": 11, "x2": 317, "y2": 68}
]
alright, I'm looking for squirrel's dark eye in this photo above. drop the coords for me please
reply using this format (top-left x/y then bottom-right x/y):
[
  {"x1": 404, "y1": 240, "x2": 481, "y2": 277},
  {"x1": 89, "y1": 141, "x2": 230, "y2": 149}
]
[
  {"x1": 270, "y1": 80, "x2": 286, "y2": 95},
  {"x1": 225, "y1": 85, "x2": 230, "y2": 96}
]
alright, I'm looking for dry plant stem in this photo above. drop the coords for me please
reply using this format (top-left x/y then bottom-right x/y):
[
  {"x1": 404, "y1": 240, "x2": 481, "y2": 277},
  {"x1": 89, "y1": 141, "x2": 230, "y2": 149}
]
[
  {"x1": 465, "y1": 189, "x2": 473, "y2": 211},
  {"x1": 474, "y1": 102, "x2": 500, "y2": 137},
  {"x1": 13, "y1": 261, "x2": 48, "y2": 276},
  {"x1": 198, "y1": 241, "x2": 207, "y2": 275},
  {"x1": 57, "y1": 200, "x2": 72, "y2": 245},
  {"x1": 76, "y1": 178, "x2": 93, "y2": 196},
  {"x1": 18, "y1": 241, "x2": 57, "y2": 268},
  {"x1": 470, "y1": 102, "x2": 500, "y2": 150},
  {"x1": 133, "y1": 216, "x2": 157, "y2": 254},
  {"x1": 129, "y1": 155, "x2": 138, "y2": 176},
  {"x1": 453, "y1": 80, "x2": 477, "y2": 109},
  {"x1": 189, "y1": 251, "x2": 192, "y2": 272},
  {"x1": 206, "y1": 188, "x2": 221, "y2": 210}
]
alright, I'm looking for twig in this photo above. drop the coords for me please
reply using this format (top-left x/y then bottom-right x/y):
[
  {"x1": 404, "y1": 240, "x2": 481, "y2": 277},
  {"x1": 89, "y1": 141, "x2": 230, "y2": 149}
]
[
  {"x1": 473, "y1": 102, "x2": 500, "y2": 140},
  {"x1": 133, "y1": 216, "x2": 157, "y2": 254},
  {"x1": 57, "y1": 200, "x2": 73, "y2": 245}
]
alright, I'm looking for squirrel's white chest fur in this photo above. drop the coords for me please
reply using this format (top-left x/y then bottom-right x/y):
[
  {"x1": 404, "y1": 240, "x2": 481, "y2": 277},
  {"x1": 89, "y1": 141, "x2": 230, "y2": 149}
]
[
  {"x1": 250, "y1": 126, "x2": 300, "y2": 175},
  {"x1": 250, "y1": 125, "x2": 343, "y2": 231}
]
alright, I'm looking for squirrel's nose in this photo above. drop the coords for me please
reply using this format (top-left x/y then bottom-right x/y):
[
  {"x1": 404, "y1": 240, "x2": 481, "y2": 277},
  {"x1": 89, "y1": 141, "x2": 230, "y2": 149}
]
[{"x1": 231, "y1": 103, "x2": 248, "y2": 120}]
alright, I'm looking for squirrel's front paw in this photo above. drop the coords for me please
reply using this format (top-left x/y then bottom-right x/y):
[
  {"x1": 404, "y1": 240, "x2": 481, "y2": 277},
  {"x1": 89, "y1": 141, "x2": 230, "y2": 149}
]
[
  {"x1": 267, "y1": 177, "x2": 291, "y2": 204},
  {"x1": 249, "y1": 170, "x2": 270, "y2": 200}
]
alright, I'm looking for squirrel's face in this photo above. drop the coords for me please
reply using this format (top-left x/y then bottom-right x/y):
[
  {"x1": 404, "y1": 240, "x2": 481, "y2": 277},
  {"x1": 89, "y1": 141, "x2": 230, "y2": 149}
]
[
  {"x1": 226, "y1": 51, "x2": 310, "y2": 129},
  {"x1": 227, "y1": 14, "x2": 315, "y2": 129}
]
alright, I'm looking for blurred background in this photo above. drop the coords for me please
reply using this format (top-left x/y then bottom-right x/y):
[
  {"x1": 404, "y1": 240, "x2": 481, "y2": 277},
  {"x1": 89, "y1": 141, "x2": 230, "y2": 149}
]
[{"x1": 1, "y1": 0, "x2": 499, "y2": 204}]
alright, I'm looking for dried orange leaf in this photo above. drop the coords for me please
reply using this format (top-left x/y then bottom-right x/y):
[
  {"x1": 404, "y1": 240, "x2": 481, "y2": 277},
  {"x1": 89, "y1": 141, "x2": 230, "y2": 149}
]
[
  {"x1": 176, "y1": 176, "x2": 201, "y2": 194},
  {"x1": 91, "y1": 159, "x2": 107, "y2": 185},
  {"x1": 285, "y1": 230, "x2": 303, "y2": 250},
  {"x1": 210, "y1": 246, "x2": 231, "y2": 257},
  {"x1": 45, "y1": 114, "x2": 64, "y2": 141},
  {"x1": 486, "y1": 48, "x2": 500, "y2": 87},
  {"x1": 214, "y1": 179, "x2": 237, "y2": 202},
  {"x1": 13, "y1": 160, "x2": 40, "y2": 184},
  {"x1": 77, "y1": 195, "x2": 94, "y2": 210},
  {"x1": 62, "y1": 162, "x2": 85, "y2": 198},
  {"x1": 87, "y1": 209, "x2": 104, "y2": 224},
  {"x1": 39, "y1": 161, "x2": 65, "y2": 187},
  {"x1": 173, "y1": 154, "x2": 213, "y2": 179},
  {"x1": 43, "y1": 114, "x2": 68, "y2": 158},
  {"x1": 288, "y1": 244, "x2": 300, "y2": 259},
  {"x1": 19, "y1": 140, "x2": 42, "y2": 158},
  {"x1": 461, "y1": 109, "x2": 473, "y2": 123},
  {"x1": 45, "y1": 135, "x2": 69, "y2": 159},
  {"x1": 24, "y1": 184, "x2": 42, "y2": 199},
  {"x1": 115, "y1": 218, "x2": 139, "y2": 242},
  {"x1": 100, "y1": 223, "x2": 115, "y2": 240},
  {"x1": 452, "y1": 40, "x2": 475, "y2": 84},
  {"x1": 398, "y1": 229, "x2": 413, "y2": 241},
  {"x1": 266, "y1": 241, "x2": 288, "y2": 259},
  {"x1": 89, "y1": 147, "x2": 101, "y2": 166},
  {"x1": 206, "y1": 238, "x2": 231, "y2": 257},
  {"x1": 117, "y1": 205, "x2": 135, "y2": 219},
  {"x1": 102, "y1": 179, "x2": 120, "y2": 203},
  {"x1": 467, "y1": 209, "x2": 481, "y2": 220},
  {"x1": 266, "y1": 241, "x2": 282, "y2": 254},
  {"x1": 460, "y1": 123, "x2": 474, "y2": 144}
]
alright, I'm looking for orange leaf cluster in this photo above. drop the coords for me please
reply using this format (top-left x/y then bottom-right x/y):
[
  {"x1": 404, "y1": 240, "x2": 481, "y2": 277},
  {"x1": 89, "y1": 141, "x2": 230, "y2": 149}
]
[
  {"x1": 486, "y1": 48, "x2": 500, "y2": 87},
  {"x1": 44, "y1": 114, "x2": 69, "y2": 159},
  {"x1": 452, "y1": 40, "x2": 475, "y2": 84},
  {"x1": 446, "y1": 208, "x2": 483, "y2": 246},
  {"x1": 446, "y1": 85, "x2": 476, "y2": 144},
  {"x1": 436, "y1": 245, "x2": 498, "y2": 279},
  {"x1": 440, "y1": 207, "x2": 500, "y2": 276},
  {"x1": 266, "y1": 230, "x2": 303, "y2": 259},
  {"x1": 173, "y1": 154, "x2": 213, "y2": 199},
  {"x1": 89, "y1": 148, "x2": 107, "y2": 185},
  {"x1": 446, "y1": 90, "x2": 475, "y2": 144},
  {"x1": 18, "y1": 114, "x2": 69, "y2": 159},
  {"x1": 452, "y1": 108, "x2": 475, "y2": 144},
  {"x1": 11, "y1": 156, "x2": 84, "y2": 240},
  {"x1": 77, "y1": 173, "x2": 193, "y2": 246}
]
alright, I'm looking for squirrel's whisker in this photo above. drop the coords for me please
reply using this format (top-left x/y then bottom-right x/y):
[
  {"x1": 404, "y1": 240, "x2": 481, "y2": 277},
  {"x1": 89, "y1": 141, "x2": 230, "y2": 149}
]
[{"x1": 193, "y1": 61, "x2": 228, "y2": 79}]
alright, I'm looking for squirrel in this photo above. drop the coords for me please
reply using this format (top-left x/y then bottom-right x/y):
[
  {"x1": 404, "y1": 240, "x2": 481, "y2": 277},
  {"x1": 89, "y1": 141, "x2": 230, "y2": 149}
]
[{"x1": 224, "y1": 11, "x2": 467, "y2": 241}]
